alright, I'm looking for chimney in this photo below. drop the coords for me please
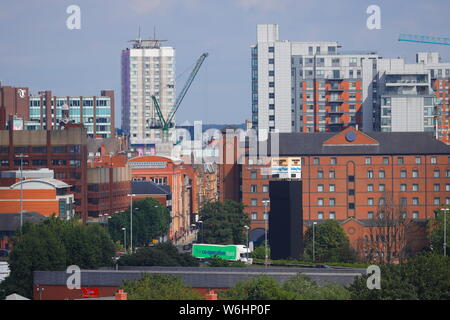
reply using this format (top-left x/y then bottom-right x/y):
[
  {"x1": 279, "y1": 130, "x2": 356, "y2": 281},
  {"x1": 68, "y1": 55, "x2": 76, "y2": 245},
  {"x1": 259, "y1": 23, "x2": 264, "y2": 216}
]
[{"x1": 115, "y1": 289, "x2": 128, "y2": 300}]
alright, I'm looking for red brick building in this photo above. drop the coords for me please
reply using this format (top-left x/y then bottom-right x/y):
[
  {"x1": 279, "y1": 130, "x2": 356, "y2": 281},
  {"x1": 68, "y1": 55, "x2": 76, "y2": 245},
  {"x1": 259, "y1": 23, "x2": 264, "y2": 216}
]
[{"x1": 235, "y1": 127, "x2": 450, "y2": 257}]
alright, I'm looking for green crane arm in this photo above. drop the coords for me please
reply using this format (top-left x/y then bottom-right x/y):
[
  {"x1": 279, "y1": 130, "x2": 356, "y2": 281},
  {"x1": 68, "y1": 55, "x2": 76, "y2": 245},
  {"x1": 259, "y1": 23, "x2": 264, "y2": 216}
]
[
  {"x1": 151, "y1": 95, "x2": 167, "y2": 128},
  {"x1": 165, "y1": 52, "x2": 209, "y2": 128}
]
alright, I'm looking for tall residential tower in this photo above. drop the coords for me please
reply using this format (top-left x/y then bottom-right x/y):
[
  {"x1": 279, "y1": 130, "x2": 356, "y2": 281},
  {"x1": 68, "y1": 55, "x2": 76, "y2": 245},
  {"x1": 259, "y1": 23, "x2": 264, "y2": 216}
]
[{"x1": 121, "y1": 38, "x2": 176, "y2": 148}]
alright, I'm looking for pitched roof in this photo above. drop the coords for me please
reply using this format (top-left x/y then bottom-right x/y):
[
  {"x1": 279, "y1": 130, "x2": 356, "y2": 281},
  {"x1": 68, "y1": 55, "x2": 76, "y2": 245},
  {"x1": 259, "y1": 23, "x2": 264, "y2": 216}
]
[
  {"x1": 0, "y1": 212, "x2": 46, "y2": 232},
  {"x1": 270, "y1": 129, "x2": 450, "y2": 156},
  {"x1": 131, "y1": 181, "x2": 171, "y2": 195}
]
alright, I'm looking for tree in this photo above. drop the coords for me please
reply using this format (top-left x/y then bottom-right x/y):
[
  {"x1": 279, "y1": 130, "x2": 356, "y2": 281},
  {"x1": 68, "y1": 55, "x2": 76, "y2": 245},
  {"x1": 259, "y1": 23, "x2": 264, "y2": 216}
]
[
  {"x1": 220, "y1": 273, "x2": 350, "y2": 300},
  {"x1": 207, "y1": 256, "x2": 246, "y2": 268},
  {"x1": 349, "y1": 252, "x2": 450, "y2": 300},
  {"x1": 0, "y1": 216, "x2": 116, "y2": 299},
  {"x1": 198, "y1": 200, "x2": 250, "y2": 245},
  {"x1": 220, "y1": 275, "x2": 295, "y2": 300},
  {"x1": 363, "y1": 191, "x2": 413, "y2": 264},
  {"x1": 108, "y1": 198, "x2": 171, "y2": 249},
  {"x1": 122, "y1": 274, "x2": 204, "y2": 300},
  {"x1": 428, "y1": 206, "x2": 450, "y2": 257},
  {"x1": 118, "y1": 242, "x2": 199, "y2": 267},
  {"x1": 303, "y1": 220, "x2": 356, "y2": 263}
]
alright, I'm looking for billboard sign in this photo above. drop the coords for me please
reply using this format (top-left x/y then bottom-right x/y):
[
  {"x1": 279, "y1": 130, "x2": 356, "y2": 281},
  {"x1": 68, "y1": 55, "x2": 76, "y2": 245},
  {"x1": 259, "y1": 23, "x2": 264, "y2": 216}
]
[
  {"x1": 271, "y1": 157, "x2": 301, "y2": 179},
  {"x1": 192, "y1": 244, "x2": 238, "y2": 261},
  {"x1": 81, "y1": 287, "x2": 99, "y2": 298}
]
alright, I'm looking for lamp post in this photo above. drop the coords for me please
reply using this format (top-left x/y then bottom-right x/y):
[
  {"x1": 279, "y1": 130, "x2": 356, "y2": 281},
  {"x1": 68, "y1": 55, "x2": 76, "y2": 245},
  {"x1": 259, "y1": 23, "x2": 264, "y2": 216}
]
[
  {"x1": 121, "y1": 227, "x2": 126, "y2": 252},
  {"x1": 244, "y1": 225, "x2": 250, "y2": 264},
  {"x1": 441, "y1": 208, "x2": 449, "y2": 256},
  {"x1": 198, "y1": 220, "x2": 204, "y2": 243},
  {"x1": 127, "y1": 194, "x2": 136, "y2": 253},
  {"x1": 15, "y1": 154, "x2": 28, "y2": 230},
  {"x1": 313, "y1": 221, "x2": 317, "y2": 262},
  {"x1": 262, "y1": 199, "x2": 270, "y2": 268}
]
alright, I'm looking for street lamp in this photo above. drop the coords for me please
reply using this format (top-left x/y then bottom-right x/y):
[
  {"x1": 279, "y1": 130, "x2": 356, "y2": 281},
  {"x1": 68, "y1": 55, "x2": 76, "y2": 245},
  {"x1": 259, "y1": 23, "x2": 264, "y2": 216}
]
[
  {"x1": 313, "y1": 222, "x2": 317, "y2": 262},
  {"x1": 244, "y1": 225, "x2": 250, "y2": 264},
  {"x1": 127, "y1": 194, "x2": 136, "y2": 253},
  {"x1": 441, "y1": 208, "x2": 449, "y2": 256},
  {"x1": 262, "y1": 199, "x2": 270, "y2": 268},
  {"x1": 121, "y1": 227, "x2": 127, "y2": 252},
  {"x1": 15, "y1": 154, "x2": 29, "y2": 230},
  {"x1": 198, "y1": 220, "x2": 204, "y2": 243}
]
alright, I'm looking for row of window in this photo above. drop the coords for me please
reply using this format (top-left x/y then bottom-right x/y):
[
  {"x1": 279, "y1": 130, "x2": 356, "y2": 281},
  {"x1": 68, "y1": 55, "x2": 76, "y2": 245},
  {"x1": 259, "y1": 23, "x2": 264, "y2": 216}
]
[
  {"x1": 314, "y1": 197, "x2": 450, "y2": 207},
  {"x1": 312, "y1": 156, "x2": 449, "y2": 165}
]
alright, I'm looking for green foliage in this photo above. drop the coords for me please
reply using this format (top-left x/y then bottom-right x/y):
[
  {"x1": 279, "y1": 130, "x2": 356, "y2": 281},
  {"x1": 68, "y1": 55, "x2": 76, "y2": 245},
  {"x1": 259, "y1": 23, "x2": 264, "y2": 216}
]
[
  {"x1": 220, "y1": 275, "x2": 295, "y2": 300},
  {"x1": 207, "y1": 256, "x2": 246, "y2": 268},
  {"x1": 304, "y1": 220, "x2": 356, "y2": 263},
  {"x1": 118, "y1": 242, "x2": 199, "y2": 267},
  {"x1": 251, "y1": 241, "x2": 270, "y2": 259},
  {"x1": 220, "y1": 273, "x2": 350, "y2": 300},
  {"x1": 122, "y1": 274, "x2": 204, "y2": 300},
  {"x1": 428, "y1": 207, "x2": 450, "y2": 257},
  {"x1": 108, "y1": 198, "x2": 171, "y2": 249},
  {"x1": 349, "y1": 252, "x2": 450, "y2": 300},
  {"x1": 198, "y1": 200, "x2": 250, "y2": 245},
  {"x1": 0, "y1": 216, "x2": 116, "y2": 299}
]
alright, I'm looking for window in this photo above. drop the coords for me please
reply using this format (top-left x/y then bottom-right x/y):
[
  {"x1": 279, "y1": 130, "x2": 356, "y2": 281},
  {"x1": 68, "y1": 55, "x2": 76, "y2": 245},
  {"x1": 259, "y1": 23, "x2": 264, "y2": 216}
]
[
  {"x1": 348, "y1": 175, "x2": 355, "y2": 182},
  {"x1": 431, "y1": 157, "x2": 437, "y2": 164},
  {"x1": 434, "y1": 198, "x2": 440, "y2": 205},
  {"x1": 434, "y1": 184, "x2": 440, "y2": 192},
  {"x1": 412, "y1": 170, "x2": 419, "y2": 178},
  {"x1": 251, "y1": 185, "x2": 257, "y2": 193},
  {"x1": 268, "y1": 47, "x2": 274, "y2": 53},
  {"x1": 367, "y1": 184, "x2": 374, "y2": 192},
  {"x1": 412, "y1": 184, "x2": 419, "y2": 192},
  {"x1": 317, "y1": 170, "x2": 324, "y2": 179},
  {"x1": 400, "y1": 184, "x2": 407, "y2": 192},
  {"x1": 329, "y1": 198, "x2": 336, "y2": 206},
  {"x1": 400, "y1": 170, "x2": 407, "y2": 178},
  {"x1": 329, "y1": 184, "x2": 335, "y2": 192},
  {"x1": 412, "y1": 198, "x2": 419, "y2": 205},
  {"x1": 415, "y1": 157, "x2": 421, "y2": 164},
  {"x1": 318, "y1": 212, "x2": 324, "y2": 220},
  {"x1": 329, "y1": 171, "x2": 335, "y2": 179},
  {"x1": 379, "y1": 184, "x2": 385, "y2": 192},
  {"x1": 398, "y1": 157, "x2": 404, "y2": 165},
  {"x1": 329, "y1": 212, "x2": 336, "y2": 220},
  {"x1": 251, "y1": 199, "x2": 257, "y2": 206},
  {"x1": 368, "y1": 198, "x2": 374, "y2": 206},
  {"x1": 379, "y1": 170, "x2": 385, "y2": 179},
  {"x1": 446, "y1": 184, "x2": 450, "y2": 192},
  {"x1": 383, "y1": 157, "x2": 389, "y2": 165},
  {"x1": 348, "y1": 189, "x2": 355, "y2": 196},
  {"x1": 250, "y1": 170, "x2": 257, "y2": 179},
  {"x1": 313, "y1": 158, "x2": 320, "y2": 165},
  {"x1": 264, "y1": 213, "x2": 268, "y2": 220},
  {"x1": 412, "y1": 212, "x2": 419, "y2": 219},
  {"x1": 379, "y1": 197, "x2": 386, "y2": 205},
  {"x1": 268, "y1": 58, "x2": 274, "y2": 64},
  {"x1": 368, "y1": 212, "x2": 374, "y2": 219},
  {"x1": 348, "y1": 203, "x2": 355, "y2": 209},
  {"x1": 251, "y1": 212, "x2": 257, "y2": 220},
  {"x1": 434, "y1": 170, "x2": 440, "y2": 178},
  {"x1": 317, "y1": 184, "x2": 324, "y2": 192},
  {"x1": 330, "y1": 157, "x2": 337, "y2": 165},
  {"x1": 367, "y1": 170, "x2": 374, "y2": 178},
  {"x1": 317, "y1": 198, "x2": 324, "y2": 206},
  {"x1": 365, "y1": 157, "x2": 372, "y2": 165},
  {"x1": 262, "y1": 185, "x2": 269, "y2": 193}
]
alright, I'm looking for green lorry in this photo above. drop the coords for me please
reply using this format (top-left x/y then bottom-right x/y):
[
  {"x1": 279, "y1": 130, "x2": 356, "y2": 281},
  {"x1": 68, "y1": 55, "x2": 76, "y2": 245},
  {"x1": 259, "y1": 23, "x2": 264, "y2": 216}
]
[{"x1": 192, "y1": 244, "x2": 252, "y2": 264}]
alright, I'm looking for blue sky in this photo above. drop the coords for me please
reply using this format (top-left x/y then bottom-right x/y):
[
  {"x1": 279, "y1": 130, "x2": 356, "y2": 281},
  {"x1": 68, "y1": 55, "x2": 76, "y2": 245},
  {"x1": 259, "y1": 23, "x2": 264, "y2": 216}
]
[{"x1": 0, "y1": 0, "x2": 449, "y2": 128}]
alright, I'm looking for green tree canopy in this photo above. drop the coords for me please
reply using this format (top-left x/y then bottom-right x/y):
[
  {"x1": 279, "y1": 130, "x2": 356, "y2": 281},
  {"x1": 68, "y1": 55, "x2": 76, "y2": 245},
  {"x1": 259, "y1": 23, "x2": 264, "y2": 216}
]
[
  {"x1": 428, "y1": 207, "x2": 450, "y2": 257},
  {"x1": 118, "y1": 242, "x2": 199, "y2": 267},
  {"x1": 220, "y1": 273, "x2": 350, "y2": 300},
  {"x1": 122, "y1": 274, "x2": 204, "y2": 300},
  {"x1": 198, "y1": 200, "x2": 250, "y2": 245},
  {"x1": 0, "y1": 216, "x2": 116, "y2": 299},
  {"x1": 108, "y1": 198, "x2": 171, "y2": 249},
  {"x1": 349, "y1": 252, "x2": 450, "y2": 300},
  {"x1": 303, "y1": 220, "x2": 356, "y2": 263}
]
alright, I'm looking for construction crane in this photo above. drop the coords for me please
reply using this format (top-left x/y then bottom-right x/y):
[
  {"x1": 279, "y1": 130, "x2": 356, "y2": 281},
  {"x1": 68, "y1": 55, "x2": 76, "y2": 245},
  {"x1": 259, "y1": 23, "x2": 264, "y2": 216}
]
[
  {"x1": 398, "y1": 33, "x2": 450, "y2": 46},
  {"x1": 150, "y1": 52, "x2": 208, "y2": 141}
]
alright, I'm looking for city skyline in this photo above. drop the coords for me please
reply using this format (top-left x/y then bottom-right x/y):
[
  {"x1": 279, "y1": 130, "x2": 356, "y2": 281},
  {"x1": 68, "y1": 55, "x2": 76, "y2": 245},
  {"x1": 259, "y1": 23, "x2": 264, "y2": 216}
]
[{"x1": 0, "y1": 0, "x2": 449, "y2": 128}]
